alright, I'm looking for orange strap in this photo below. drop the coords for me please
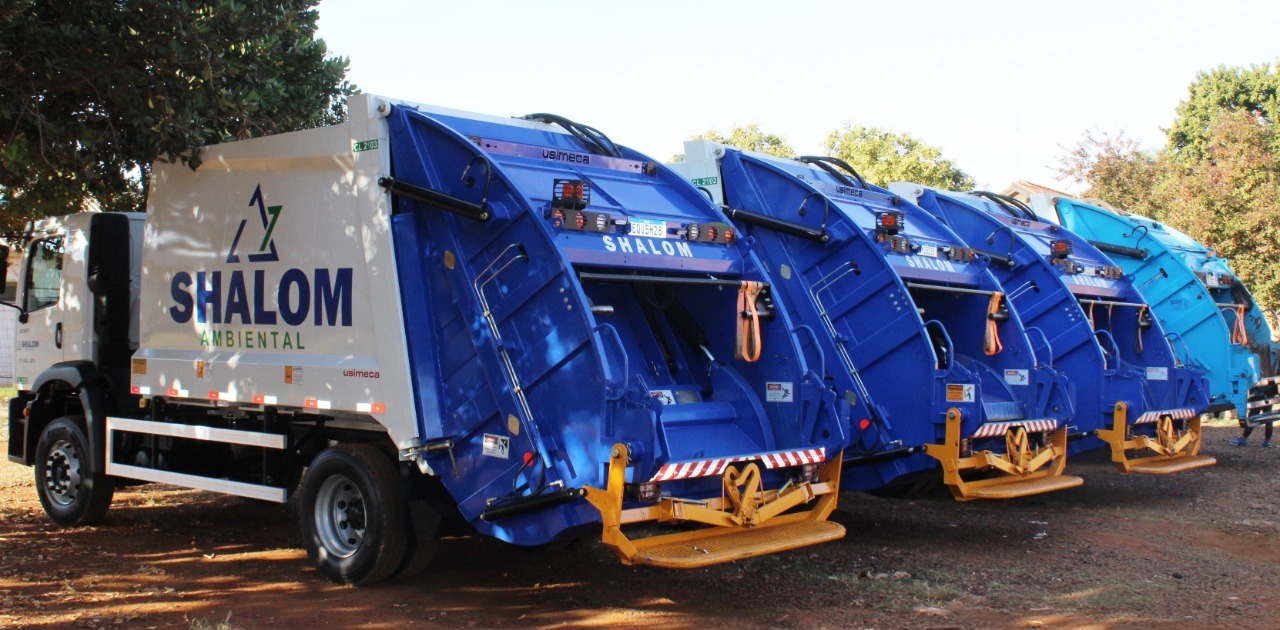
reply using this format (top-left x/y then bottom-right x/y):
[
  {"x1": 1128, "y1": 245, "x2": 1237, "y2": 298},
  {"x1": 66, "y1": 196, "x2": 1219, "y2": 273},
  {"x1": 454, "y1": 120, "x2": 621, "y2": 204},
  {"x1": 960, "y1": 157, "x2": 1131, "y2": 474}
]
[
  {"x1": 735, "y1": 281, "x2": 764, "y2": 362},
  {"x1": 1087, "y1": 300, "x2": 1096, "y2": 330},
  {"x1": 984, "y1": 292, "x2": 1004, "y2": 356},
  {"x1": 1232, "y1": 305, "x2": 1249, "y2": 345}
]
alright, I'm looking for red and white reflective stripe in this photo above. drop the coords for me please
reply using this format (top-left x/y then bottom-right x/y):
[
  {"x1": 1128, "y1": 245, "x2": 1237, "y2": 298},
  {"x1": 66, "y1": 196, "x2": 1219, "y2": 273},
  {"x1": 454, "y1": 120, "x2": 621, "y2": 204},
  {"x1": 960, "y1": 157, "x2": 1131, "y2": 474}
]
[
  {"x1": 761, "y1": 448, "x2": 824, "y2": 468},
  {"x1": 166, "y1": 388, "x2": 190, "y2": 398},
  {"x1": 1256, "y1": 376, "x2": 1280, "y2": 387},
  {"x1": 648, "y1": 447, "x2": 826, "y2": 482},
  {"x1": 970, "y1": 419, "x2": 1059, "y2": 439},
  {"x1": 355, "y1": 402, "x2": 386, "y2": 414},
  {"x1": 252, "y1": 394, "x2": 279, "y2": 405},
  {"x1": 1248, "y1": 397, "x2": 1280, "y2": 410},
  {"x1": 130, "y1": 386, "x2": 152, "y2": 395},
  {"x1": 304, "y1": 399, "x2": 333, "y2": 410},
  {"x1": 1133, "y1": 408, "x2": 1197, "y2": 425}
]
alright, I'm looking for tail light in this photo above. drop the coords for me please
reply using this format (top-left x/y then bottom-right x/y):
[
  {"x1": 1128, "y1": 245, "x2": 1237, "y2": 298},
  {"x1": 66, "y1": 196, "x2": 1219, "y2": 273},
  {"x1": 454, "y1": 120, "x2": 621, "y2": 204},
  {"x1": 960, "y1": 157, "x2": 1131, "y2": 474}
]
[
  {"x1": 638, "y1": 482, "x2": 661, "y2": 502},
  {"x1": 876, "y1": 211, "x2": 904, "y2": 236},
  {"x1": 552, "y1": 179, "x2": 590, "y2": 210},
  {"x1": 1049, "y1": 239, "x2": 1073, "y2": 260}
]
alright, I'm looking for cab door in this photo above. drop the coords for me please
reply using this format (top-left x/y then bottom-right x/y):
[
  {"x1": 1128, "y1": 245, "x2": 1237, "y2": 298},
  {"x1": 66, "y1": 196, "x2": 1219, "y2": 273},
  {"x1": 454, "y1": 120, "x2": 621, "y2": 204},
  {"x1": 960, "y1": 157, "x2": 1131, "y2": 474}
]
[{"x1": 14, "y1": 228, "x2": 71, "y2": 390}]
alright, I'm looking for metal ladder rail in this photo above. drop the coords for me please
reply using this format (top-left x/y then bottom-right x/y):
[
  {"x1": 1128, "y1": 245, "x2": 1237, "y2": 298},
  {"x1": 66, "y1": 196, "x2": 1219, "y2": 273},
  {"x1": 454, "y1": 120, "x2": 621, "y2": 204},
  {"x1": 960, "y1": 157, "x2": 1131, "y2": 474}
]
[{"x1": 472, "y1": 242, "x2": 544, "y2": 455}]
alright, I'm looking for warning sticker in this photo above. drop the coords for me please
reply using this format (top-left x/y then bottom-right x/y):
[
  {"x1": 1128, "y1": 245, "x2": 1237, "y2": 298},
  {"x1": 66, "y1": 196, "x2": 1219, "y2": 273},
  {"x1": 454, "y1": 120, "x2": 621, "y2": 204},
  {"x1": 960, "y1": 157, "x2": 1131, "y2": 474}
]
[
  {"x1": 482, "y1": 434, "x2": 510, "y2": 459},
  {"x1": 1004, "y1": 369, "x2": 1029, "y2": 386},
  {"x1": 1146, "y1": 367, "x2": 1169, "y2": 381},
  {"x1": 766, "y1": 382, "x2": 794, "y2": 403},
  {"x1": 285, "y1": 365, "x2": 302, "y2": 384},
  {"x1": 946, "y1": 384, "x2": 976, "y2": 402},
  {"x1": 650, "y1": 390, "x2": 676, "y2": 405}
]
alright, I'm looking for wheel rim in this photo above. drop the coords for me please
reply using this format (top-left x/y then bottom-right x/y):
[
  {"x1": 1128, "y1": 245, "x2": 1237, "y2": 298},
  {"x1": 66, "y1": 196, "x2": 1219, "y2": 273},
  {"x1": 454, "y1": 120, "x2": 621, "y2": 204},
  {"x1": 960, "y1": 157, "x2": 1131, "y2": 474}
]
[
  {"x1": 314, "y1": 474, "x2": 367, "y2": 559},
  {"x1": 44, "y1": 439, "x2": 83, "y2": 507}
]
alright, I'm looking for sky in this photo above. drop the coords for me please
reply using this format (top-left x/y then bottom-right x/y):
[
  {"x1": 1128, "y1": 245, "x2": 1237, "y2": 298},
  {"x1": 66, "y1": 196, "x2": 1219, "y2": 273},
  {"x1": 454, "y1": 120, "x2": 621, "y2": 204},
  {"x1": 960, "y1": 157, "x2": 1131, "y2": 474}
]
[{"x1": 315, "y1": 0, "x2": 1280, "y2": 192}]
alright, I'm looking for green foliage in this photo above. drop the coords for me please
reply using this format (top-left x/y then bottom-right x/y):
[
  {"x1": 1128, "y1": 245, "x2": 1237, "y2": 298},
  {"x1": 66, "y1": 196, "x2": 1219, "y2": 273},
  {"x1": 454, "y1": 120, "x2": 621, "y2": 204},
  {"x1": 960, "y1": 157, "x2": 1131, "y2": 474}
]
[
  {"x1": 823, "y1": 124, "x2": 974, "y2": 190},
  {"x1": 1060, "y1": 64, "x2": 1280, "y2": 311},
  {"x1": 1166, "y1": 62, "x2": 1280, "y2": 163},
  {"x1": 683, "y1": 123, "x2": 795, "y2": 159},
  {"x1": 0, "y1": 0, "x2": 355, "y2": 230},
  {"x1": 1156, "y1": 111, "x2": 1280, "y2": 310}
]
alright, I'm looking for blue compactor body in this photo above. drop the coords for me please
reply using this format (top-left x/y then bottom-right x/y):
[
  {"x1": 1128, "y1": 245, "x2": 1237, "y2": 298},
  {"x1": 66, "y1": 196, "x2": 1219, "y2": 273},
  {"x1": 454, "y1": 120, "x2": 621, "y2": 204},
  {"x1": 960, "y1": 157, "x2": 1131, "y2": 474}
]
[
  {"x1": 896, "y1": 186, "x2": 1215, "y2": 474},
  {"x1": 673, "y1": 142, "x2": 1083, "y2": 500},
  {"x1": 1030, "y1": 197, "x2": 1260, "y2": 417},
  {"x1": 1030, "y1": 196, "x2": 1279, "y2": 434},
  {"x1": 385, "y1": 104, "x2": 855, "y2": 567}
]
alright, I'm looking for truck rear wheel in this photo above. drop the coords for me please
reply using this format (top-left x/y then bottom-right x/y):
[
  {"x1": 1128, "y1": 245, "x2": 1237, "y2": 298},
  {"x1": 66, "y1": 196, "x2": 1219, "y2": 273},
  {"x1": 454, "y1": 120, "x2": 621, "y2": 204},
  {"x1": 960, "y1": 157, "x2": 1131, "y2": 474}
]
[
  {"x1": 299, "y1": 444, "x2": 408, "y2": 585},
  {"x1": 34, "y1": 416, "x2": 115, "y2": 526}
]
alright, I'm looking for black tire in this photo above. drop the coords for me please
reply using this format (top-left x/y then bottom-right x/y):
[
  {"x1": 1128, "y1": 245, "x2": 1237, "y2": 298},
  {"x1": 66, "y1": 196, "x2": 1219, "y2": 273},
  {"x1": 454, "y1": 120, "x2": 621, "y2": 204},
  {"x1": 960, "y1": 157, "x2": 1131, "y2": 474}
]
[
  {"x1": 33, "y1": 416, "x2": 115, "y2": 526},
  {"x1": 391, "y1": 499, "x2": 440, "y2": 582},
  {"x1": 299, "y1": 443, "x2": 408, "y2": 585}
]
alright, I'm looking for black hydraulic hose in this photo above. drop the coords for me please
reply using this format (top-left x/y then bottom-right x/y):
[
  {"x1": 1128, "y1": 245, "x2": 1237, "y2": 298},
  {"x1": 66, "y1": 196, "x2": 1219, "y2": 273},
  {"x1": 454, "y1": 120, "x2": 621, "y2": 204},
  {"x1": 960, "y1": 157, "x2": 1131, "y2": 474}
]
[
  {"x1": 522, "y1": 113, "x2": 622, "y2": 158},
  {"x1": 722, "y1": 205, "x2": 829, "y2": 242},
  {"x1": 1089, "y1": 240, "x2": 1149, "y2": 259},
  {"x1": 798, "y1": 155, "x2": 868, "y2": 189},
  {"x1": 969, "y1": 190, "x2": 1036, "y2": 221}
]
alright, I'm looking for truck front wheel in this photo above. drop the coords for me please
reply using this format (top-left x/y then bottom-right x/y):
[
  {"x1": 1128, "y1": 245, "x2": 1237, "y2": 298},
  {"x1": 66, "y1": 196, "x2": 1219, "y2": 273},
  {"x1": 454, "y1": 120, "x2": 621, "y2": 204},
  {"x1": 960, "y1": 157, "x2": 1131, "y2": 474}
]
[
  {"x1": 299, "y1": 444, "x2": 408, "y2": 585},
  {"x1": 34, "y1": 416, "x2": 115, "y2": 526}
]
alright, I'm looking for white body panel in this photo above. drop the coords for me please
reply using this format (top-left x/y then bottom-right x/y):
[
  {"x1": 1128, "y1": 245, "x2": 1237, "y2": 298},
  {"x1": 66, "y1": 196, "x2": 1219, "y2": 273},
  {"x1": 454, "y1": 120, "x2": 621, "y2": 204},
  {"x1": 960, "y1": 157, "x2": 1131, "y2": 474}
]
[
  {"x1": 134, "y1": 95, "x2": 421, "y2": 450},
  {"x1": 669, "y1": 140, "x2": 730, "y2": 207}
]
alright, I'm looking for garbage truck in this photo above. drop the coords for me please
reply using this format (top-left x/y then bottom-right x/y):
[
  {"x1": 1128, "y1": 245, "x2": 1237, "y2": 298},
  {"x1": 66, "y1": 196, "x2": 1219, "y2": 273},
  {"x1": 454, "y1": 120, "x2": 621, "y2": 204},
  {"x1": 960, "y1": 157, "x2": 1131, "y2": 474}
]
[
  {"x1": 894, "y1": 186, "x2": 1216, "y2": 474},
  {"x1": 672, "y1": 141, "x2": 1083, "y2": 501},
  {"x1": 1028, "y1": 195, "x2": 1278, "y2": 440},
  {"x1": 5, "y1": 94, "x2": 852, "y2": 585},
  {"x1": 1028, "y1": 196, "x2": 1268, "y2": 418}
]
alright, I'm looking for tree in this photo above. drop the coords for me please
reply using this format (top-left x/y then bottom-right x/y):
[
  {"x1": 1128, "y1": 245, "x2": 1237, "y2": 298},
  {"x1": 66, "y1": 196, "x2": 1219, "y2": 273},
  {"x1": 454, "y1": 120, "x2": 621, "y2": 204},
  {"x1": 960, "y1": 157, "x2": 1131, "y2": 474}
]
[
  {"x1": 1166, "y1": 62, "x2": 1280, "y2": 163},
  {"x1": 678, "y1": 123, "x2": 795, "y2": 159},
  {"x1": 1157, "y1": 111, "x2": 1280, "y2": 309},
  {"x1": 0, "y1": 0, "x2": 355, "y2": 229},
  {"x1": 823, "y1": 124, "x2": 974, "y2": 190},
  {"x1": 1057, "y1": 128, "x2": 1162, "y2": 217}
]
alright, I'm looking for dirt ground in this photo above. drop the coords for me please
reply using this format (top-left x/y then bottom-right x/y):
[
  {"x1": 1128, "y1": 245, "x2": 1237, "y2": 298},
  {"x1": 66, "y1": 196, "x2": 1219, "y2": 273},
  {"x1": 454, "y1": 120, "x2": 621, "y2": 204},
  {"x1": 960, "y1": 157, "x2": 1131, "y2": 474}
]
[{"x1": 3, "y1": 413, "x2": 1279, "y2": 630}]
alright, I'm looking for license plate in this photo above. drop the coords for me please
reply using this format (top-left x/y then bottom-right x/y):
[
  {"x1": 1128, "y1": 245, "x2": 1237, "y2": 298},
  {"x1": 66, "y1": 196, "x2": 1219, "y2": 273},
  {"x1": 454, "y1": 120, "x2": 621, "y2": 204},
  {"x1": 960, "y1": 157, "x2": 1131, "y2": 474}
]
[
  {"x1": 628, "y1": 218, "x2": 668, "y2": 239},
  {"x1": 919, "y1": 243, "x2": 938, "y2": 258}
]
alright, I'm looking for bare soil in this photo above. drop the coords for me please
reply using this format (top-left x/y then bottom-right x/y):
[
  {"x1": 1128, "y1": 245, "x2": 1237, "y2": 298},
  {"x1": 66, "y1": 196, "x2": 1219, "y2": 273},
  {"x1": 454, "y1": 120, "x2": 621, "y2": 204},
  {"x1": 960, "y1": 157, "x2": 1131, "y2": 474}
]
[{"x1": 3, "y1": 413, "x2": 1279, "y2": 629}]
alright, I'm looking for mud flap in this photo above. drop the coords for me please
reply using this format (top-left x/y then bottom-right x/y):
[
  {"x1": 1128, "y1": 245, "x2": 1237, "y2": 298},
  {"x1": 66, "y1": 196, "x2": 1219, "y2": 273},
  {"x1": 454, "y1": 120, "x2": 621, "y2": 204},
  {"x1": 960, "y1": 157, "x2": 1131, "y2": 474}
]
[
  {"x1": 925, "y1": 408, "x2": 1084, "y2": 501},
  {"x1": 1095, "y1": 402, "x2": 1216, "y2": 474},
  {"x1": 584, "y1": 444, "x2": 845, "y2": 569}
]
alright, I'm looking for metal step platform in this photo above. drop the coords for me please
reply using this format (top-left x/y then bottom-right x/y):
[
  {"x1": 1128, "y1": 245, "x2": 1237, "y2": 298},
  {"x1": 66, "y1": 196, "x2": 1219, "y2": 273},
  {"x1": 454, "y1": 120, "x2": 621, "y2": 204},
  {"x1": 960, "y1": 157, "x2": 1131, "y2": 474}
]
[{"x1": 631, "y1": 519, "x2": 845, "y2": 568}]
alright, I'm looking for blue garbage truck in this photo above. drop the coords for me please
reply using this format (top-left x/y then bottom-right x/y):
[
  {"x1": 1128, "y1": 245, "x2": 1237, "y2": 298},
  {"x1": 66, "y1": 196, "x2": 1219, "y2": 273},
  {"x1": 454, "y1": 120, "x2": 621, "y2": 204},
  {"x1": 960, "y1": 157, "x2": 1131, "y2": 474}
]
[
  {"x1": 672, "y1": 141, "x2": 1083, "y2": 501},
  {"x1": 4, "y1": 95, "x2": 850, "y2": 584},
  {"x1": 896, "y1": 186, "x2": 1215, "y2": 474}
]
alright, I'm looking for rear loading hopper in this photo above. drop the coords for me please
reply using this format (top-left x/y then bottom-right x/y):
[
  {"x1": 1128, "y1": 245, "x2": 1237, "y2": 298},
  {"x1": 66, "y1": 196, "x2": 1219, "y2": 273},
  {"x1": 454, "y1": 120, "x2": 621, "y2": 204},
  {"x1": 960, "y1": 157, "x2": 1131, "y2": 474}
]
[
  {"x1": 384, "y1": 106, "x2": 850, "y2": 567},
  {"x1": 674, "y1": 142, "x2": 1082, "y2": 500},
  {"x1": 900, "y1": 187, "x2": 1214, "y2": 474},
  {"x1": 1033, "y1": 196, "x2": 1260, "y2": 426}
]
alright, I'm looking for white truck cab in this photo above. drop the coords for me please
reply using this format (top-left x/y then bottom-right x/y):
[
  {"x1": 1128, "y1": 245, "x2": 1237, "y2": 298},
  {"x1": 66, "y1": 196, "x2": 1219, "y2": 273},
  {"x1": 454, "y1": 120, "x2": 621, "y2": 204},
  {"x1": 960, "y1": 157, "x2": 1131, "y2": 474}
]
[{"x1": 12, "y1": 213, "x2": 144, "y2": 392}]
